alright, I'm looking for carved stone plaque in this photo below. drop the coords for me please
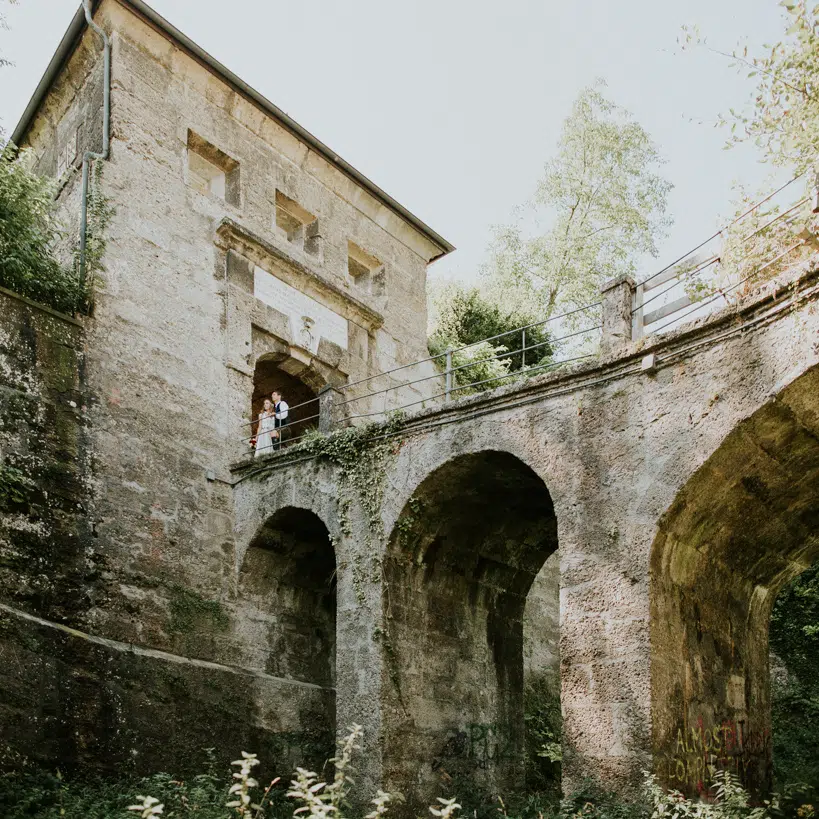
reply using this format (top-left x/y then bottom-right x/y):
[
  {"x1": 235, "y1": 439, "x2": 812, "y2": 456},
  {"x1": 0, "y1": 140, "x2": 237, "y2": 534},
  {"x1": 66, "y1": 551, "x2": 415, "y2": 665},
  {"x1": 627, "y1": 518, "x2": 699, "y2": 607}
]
[{"x1": 253, "y1": 266, "x2": 348, "y2": 353}]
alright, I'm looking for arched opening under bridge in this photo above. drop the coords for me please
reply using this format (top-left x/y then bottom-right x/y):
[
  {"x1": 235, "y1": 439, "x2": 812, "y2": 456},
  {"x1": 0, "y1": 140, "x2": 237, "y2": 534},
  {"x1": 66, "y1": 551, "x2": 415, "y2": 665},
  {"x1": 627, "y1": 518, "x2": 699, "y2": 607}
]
[
  {"x1": 237, "y1": 506, "x2": 336, "y2": 766},
  {"x1": 382, "y1": 451, "x2": 560, "y2": 810},
  {"x1": 650, "y1": 364, "x2": 819, "y2": 797}
]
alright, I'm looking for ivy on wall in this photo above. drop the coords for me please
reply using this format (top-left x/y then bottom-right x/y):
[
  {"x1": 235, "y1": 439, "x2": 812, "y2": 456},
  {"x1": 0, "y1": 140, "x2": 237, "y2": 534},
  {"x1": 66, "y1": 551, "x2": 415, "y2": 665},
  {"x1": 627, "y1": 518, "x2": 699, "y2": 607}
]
[
  {"x1": 75, "y1": 161, "x2": 114, "y2": 309},
  {"x1": 0, "y1": 148, "x2": 112, "y2": 315},
  {"x1": 288, "y1": 414, "x2": 405, "y2": 547},
  {"x1": 167, "y1": 583, "x2": 229, "y2": 634},
  {"x1": 281, "y1": 416, "x2": 407, "y2": 693},
  {"x1": 0, "y1": 463, "x2": 33, "y2": 512}
]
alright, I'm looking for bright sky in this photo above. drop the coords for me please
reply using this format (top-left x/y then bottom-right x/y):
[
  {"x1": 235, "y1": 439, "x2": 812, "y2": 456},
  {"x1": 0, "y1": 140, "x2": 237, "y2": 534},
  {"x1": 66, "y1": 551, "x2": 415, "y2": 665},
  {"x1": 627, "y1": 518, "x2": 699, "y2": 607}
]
[{"x1": 0, "y1": 0, "x2": 790, "y2": 286}]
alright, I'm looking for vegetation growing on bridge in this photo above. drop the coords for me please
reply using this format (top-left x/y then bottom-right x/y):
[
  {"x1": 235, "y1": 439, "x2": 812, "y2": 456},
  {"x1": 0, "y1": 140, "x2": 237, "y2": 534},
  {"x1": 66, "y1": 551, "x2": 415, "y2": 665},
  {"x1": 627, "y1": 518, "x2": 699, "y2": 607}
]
[{"x1": 289, "y1": 415, "x2": 405, "y2": 546}]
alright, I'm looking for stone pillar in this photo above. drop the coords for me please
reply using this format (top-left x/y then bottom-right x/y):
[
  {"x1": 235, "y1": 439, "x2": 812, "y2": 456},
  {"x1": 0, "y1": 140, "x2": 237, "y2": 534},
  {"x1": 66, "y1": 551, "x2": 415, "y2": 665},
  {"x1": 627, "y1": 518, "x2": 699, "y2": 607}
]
[
  {"x1": 600, "y1": 275, "x2": 635, "y2": 355},
  {"x1": 319, "y1": 385, "x2": 346, "y2": 433}
]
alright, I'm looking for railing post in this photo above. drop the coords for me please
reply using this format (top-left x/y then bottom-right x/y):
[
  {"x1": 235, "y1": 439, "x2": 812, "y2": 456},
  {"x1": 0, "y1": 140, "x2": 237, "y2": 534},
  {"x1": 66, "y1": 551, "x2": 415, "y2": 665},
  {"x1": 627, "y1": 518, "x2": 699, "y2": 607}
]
[
  {"x1": 445, "y1": 349, "x2": 453, "y2": 401},
  {"x1": 812, "y1": 167, "x2": 819, "y2": 214},
  {"x1": 521, "y1": 328, "x2": 526, "y2": 368},
  {"x1": 632, "y1": 281, "x2": 645, "y2": 341},
  {"x1": 600, "y1": 274, "x2": 636, "y2": 354},
  {"x1": 319, "y1": 385, "x2": 346, "y2": 432}
]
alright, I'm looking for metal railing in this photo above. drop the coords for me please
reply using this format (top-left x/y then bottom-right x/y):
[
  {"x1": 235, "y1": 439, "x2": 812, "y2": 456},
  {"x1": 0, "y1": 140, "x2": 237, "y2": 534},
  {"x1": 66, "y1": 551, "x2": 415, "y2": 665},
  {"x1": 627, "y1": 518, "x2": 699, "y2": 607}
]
[
  {"x1": 631, "y1": 168, "x2": 819, "y2": 339},
  {"x1": 240, "y1": 302, "x2": 603, "y2": 456},
  {"x1": 239, "y1": 168, "x2": 819, "y2": 459}
]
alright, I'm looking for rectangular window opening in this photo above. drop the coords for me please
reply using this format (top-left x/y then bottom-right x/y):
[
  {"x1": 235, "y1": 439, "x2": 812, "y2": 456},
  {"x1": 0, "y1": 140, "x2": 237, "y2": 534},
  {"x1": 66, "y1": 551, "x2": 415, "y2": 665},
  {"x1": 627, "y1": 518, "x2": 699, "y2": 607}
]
[
  {"x1": 275, "y1": 190, "x2": 316, "y2": 242},
  {"x1": 187, "y1": 130, "x2": 240, "y2": 206},
  {"x1": 348, "y1": 241, "x2": 384, "y2": 294}
]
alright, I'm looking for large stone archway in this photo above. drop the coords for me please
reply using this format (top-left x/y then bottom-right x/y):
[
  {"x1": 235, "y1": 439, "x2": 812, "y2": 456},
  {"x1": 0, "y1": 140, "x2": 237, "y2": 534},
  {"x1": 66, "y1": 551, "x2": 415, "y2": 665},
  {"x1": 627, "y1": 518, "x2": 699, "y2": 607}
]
[
  {"x1": 380, "y1": 451, "x2": 559, "y2": 810},
  {"x1": 650, "y1": 364, "x2": 819, "y2": 796},
  {"x1": 235, "y1": 505, "x2": 337, "y2": 769}
]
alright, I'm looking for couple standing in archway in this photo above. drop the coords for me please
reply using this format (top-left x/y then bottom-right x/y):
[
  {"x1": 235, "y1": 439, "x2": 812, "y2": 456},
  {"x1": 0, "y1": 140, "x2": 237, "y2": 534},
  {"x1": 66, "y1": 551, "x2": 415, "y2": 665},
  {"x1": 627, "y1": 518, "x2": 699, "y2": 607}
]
[{"x1": 254, "y1": 389, "x2": 290, "y2": 456}]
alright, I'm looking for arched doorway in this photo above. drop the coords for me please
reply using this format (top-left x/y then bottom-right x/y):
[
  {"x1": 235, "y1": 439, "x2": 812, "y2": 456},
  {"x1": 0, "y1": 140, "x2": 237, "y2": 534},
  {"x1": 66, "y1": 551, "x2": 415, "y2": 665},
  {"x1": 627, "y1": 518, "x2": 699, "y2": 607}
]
[
  {"x1": 649, "y1": 364, "x2": 819, "y2": 796},
  {"x1": 382, "y1": 451, "x2": 559, "y2": 810},
  {"x1": 252, "y1": 358, "x2": 320, "y2": 446},
  {"x1": 238, "y1": 507, "x2": 337, "y2": 766}
]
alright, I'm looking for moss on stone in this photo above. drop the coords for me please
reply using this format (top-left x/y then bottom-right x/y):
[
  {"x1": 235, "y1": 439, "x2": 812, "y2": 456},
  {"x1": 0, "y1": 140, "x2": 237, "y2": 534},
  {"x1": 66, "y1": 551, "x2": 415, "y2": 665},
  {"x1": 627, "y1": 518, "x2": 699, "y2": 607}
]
[
  {"x1": 0, "y1": 464, "x2": 35, "y2": 512},
  {"x1": 167, "y1": 584, "x2": 229, "y2": 634}
]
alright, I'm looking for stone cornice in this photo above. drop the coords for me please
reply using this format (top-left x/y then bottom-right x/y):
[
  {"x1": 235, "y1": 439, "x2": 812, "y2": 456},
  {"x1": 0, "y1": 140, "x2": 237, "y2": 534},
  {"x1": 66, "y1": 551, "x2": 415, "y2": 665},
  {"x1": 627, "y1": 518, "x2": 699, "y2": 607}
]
[{"x1": 215, "y1": 218, "x2": 384, "y2": 332}]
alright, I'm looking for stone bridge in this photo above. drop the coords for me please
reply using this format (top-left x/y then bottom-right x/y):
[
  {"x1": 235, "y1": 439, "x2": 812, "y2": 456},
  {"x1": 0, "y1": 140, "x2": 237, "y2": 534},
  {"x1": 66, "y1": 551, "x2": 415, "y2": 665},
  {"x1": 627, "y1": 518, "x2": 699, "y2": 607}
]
[{"x1": 232, "y1": 263, "x2": 819, "y2": 807}]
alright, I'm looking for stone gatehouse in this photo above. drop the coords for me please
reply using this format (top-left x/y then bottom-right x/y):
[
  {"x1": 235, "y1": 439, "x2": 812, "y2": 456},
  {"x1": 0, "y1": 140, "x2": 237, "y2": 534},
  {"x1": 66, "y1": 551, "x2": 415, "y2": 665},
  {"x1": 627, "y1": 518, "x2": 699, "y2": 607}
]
[{"x1": 2, "y1": 0, "x2": 819, "y2": 813}]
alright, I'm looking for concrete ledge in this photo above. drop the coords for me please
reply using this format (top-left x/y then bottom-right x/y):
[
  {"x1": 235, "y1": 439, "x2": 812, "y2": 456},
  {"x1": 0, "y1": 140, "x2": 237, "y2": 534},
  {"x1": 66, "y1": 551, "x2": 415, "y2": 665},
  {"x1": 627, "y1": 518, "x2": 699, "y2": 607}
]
[
  {"x1": 0, "y1": 600, "x2": 335, "y2": 775},
  {"x1": 0, "y1": 283, "x2": 84, "y2": 328}
]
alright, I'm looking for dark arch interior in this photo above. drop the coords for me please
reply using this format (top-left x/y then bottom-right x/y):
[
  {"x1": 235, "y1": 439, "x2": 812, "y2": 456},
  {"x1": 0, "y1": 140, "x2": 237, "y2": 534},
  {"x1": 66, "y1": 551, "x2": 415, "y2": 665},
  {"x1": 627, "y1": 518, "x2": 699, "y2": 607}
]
[
  {"x1": 252, "y1": 359, "x2": 319, "y2": 442},
  {"x1": 240, "y1": 506, "x2": 336, "y2": 687},
  {"x1": 383, "y1": 451, "x2": 558, "y2": 808},
  {"x1": 650, "y1": 364, "x2": 819, "y2": 796}
]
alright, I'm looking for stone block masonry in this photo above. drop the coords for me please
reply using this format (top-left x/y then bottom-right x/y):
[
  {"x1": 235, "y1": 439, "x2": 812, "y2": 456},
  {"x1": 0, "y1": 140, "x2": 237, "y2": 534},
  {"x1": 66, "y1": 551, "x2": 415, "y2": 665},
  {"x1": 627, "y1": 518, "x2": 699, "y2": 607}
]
[
  {"x1": 1, "y1": 250, "x2": 818, "y2": 805},
  {"x1": 0, "y1": 287, "x2": 334, "y2": 775},
  {"x1": 0, "y1": 288, "x2": 92, "y2": 625}
]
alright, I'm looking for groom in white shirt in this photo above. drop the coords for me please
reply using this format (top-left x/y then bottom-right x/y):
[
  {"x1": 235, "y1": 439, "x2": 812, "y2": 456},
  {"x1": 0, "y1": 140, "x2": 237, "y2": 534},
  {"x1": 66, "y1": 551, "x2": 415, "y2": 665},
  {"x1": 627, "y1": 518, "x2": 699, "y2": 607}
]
[{"x1": 271, "y1": 390, "x2": 290, "y2": 449}]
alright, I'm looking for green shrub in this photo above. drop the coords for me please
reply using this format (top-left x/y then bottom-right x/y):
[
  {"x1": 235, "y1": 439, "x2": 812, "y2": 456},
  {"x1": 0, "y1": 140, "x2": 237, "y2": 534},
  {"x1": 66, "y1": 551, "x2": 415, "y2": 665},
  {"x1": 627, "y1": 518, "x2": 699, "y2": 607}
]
[
  {"x1": 428, "y1": 282, "x2": 554, "y2": 394},
  {"x1": 524, "y1": 676, "x2": 562, "y2": 795},
  {"x1": 3, "y1": 732, "x2": 818, "y2": 819},
  {"x1": 770, "y1": 563, "x2": 819, "y2": 790},
  {"x1": 0, "y1": 145, "x2": 83, "y2": 314}
]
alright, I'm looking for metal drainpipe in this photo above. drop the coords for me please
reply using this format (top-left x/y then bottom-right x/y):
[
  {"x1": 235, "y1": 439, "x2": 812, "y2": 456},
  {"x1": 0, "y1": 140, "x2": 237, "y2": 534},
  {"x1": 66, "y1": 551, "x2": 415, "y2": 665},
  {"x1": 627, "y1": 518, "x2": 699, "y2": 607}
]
[{"x1": 78, "y1": 0, "x2": 110, "y2": 299}]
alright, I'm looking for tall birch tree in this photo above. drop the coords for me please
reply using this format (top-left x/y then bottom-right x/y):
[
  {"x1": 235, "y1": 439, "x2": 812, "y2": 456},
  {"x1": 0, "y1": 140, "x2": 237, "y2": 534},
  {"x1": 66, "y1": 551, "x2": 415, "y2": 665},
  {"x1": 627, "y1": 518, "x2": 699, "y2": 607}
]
[{"x1": 484, "y1": 83, "x2": 672, "y2": 318}]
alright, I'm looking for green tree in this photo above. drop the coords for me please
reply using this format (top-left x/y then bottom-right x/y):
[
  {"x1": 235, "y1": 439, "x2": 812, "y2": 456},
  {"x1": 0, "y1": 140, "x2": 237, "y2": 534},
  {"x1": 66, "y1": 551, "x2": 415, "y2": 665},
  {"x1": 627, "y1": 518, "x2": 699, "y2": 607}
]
[
  {"x1": 428, "y1": 280, "x2": 553, "y2": 394},
  {"x1": 682, "y1": 1, "x2": 819, "y2": 173},
  {"x1": 0, "y1": 146, "x2": 82, "y2": 313},
  {"x1": 711, "y1": 182, "x2": 813, "y2": 297},
  {"x1": 678, "y1": 3, "x2": 819, "y2": 295},
  {"x1": 0, "y1": 1, "x2": 17, "y2": 71},
  {"x1": 484, "y1": 82, "x2": 672, "y2": 318},
  {"x1": 770, "y1": 562, "x2": 819, "y2": 789}
]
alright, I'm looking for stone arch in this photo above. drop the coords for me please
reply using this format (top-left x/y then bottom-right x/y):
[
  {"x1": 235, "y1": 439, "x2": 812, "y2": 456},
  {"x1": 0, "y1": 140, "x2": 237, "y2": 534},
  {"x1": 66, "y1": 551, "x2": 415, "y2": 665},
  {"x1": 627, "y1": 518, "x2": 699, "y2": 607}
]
[
  {"x1": 251, "y1": 352, "x2": 323, "y2": 442},
  {"x1": 381, "y1": 450, "x2": 559, "y2": 808},
  {"x1": 238, "y1": 506, "x2": 337, "y2": 689},
  {"x1": 649, "y1": 364, "x2": 819, "y2": 796}
]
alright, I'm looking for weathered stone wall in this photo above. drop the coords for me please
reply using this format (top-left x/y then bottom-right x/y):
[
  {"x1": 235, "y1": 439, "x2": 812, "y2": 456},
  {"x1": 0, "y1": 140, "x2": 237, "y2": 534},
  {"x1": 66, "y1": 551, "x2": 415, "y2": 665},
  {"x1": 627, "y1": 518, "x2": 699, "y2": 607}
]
[
  {"x1": 23, "y1": 8, "x2": 106, "y2": 271},
  {"x1": 0, "y1": 288, "x2": 90, "y2": 623},
  {"x1": 650, "y1": 364, "x2": 819, "y2": 795},
  {"x1": 524, "y1": 554, "x2": 560, "y2": 690},
  {"x1": 0, "y1": 287, "x2": 335, "y2": 774},
  {"x1": 0, "y1": 603, "x2": 334, "y2": 776}
]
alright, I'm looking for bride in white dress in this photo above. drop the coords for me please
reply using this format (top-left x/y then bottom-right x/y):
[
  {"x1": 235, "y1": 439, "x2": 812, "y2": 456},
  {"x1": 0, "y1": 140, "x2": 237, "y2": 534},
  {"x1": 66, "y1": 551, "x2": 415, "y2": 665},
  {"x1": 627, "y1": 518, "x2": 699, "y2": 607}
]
[{"x1": 254, "y1": 399, "x2": 277, "y2": 457}]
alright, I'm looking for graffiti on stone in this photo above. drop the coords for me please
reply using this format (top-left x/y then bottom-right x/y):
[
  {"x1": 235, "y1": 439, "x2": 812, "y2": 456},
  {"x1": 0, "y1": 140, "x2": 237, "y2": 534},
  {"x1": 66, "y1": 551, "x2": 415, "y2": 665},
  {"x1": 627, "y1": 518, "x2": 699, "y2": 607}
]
[
  {"x1": 432, "y1": 723, "x2": 516, "y2": 772},
  {"x1": 660, "y1": 716, "x2": 771, "y2": 793}
]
